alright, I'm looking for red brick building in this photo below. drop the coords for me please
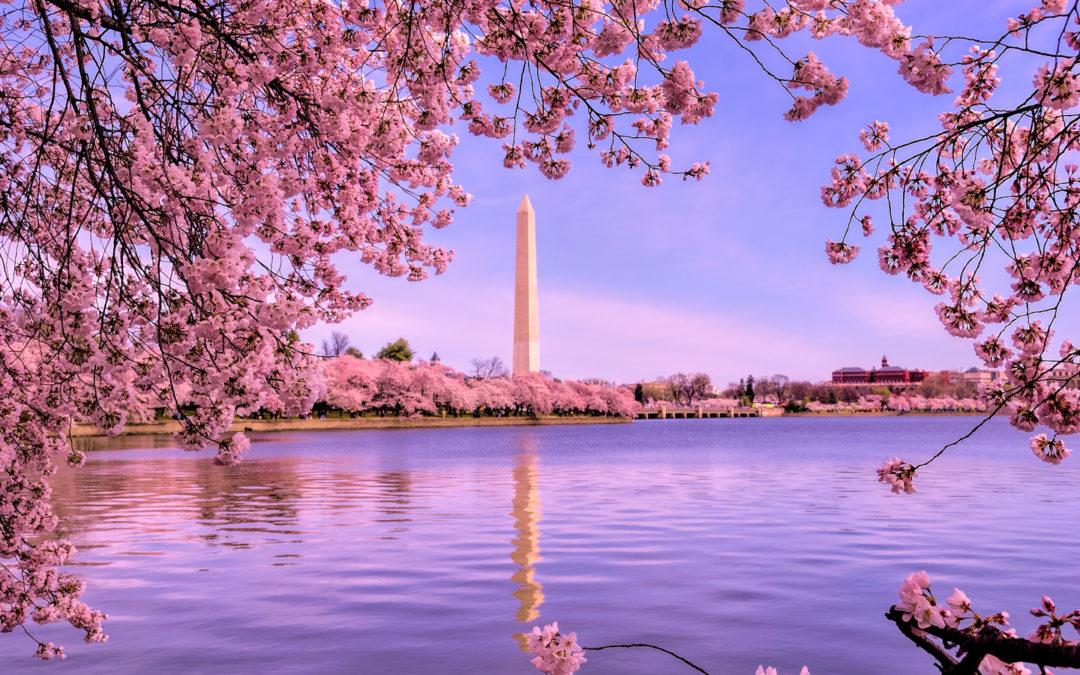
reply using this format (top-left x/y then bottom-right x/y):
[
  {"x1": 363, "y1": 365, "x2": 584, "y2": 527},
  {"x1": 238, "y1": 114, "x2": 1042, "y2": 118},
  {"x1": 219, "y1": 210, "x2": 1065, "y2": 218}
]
[{"x1": 830, "y1": 356, "x2": 926, "y2": 386}]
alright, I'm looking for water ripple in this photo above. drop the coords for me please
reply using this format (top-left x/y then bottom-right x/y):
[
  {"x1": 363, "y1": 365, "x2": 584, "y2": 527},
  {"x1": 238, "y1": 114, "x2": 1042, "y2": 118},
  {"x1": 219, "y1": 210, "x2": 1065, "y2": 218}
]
[{"x1": 2, "y1": 417, "x2": 1077, "y2": 674}]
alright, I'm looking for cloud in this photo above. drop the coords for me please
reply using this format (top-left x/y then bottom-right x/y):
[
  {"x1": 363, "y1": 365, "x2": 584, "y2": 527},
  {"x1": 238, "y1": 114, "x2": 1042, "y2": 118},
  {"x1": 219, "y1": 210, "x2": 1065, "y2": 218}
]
[
  {"x1": 308, "y1": 261, "x2": 980, "y2": 385},
  {"x1": 306, "y1": 276, "x2": 512, "y2": 368},
  {"x1": 539, "y1": 288, "x2": 849, "y2": 383}
]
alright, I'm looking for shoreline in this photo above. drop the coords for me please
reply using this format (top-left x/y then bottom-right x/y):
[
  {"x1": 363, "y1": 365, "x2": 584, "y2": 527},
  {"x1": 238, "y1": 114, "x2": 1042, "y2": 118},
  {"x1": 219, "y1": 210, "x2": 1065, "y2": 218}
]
[
  {"x1": 782, "y1": 410, "x2": 992, "y2": 417},
  {"x1": 70, "y1": 414, "x2": 631, "y2": 439},
  {"x1": 69, "y1": 409, "x2": 998, "y2": 442}
]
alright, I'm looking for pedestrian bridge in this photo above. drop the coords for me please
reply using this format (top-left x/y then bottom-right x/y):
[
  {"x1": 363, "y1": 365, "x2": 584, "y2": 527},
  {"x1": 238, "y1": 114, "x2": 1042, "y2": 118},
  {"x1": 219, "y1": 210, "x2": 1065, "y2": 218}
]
[{"x1": 635, "y1": 406, "x2": 784, "y2": 420}]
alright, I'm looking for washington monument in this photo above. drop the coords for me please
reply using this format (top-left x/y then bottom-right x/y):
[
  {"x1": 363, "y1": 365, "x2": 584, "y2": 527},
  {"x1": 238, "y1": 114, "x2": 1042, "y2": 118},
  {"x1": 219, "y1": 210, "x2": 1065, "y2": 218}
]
[{"x1": 513, "y1": 195, "x2": 539, "y2": 375}]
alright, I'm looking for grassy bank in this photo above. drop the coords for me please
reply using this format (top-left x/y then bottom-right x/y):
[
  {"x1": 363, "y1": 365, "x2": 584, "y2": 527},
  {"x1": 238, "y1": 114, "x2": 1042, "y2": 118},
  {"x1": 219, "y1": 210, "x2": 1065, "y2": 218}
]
[
  {"x1": 71, "y1": 414, "x2": 631, "y2": 438},
  {"x1": 783, "y1": 410, "x2": 991, "y2": 417}
]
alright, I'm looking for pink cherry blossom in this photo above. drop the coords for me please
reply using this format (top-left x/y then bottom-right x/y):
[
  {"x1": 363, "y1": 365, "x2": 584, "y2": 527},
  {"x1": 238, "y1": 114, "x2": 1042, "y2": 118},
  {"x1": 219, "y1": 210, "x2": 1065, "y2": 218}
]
[
  {"x1": 825, "y1": 239, "x2": 860, "y2": 264},
  {"x1": 877, "y1": 457, "x2": 918, "y2": 494},
  {"x1": 1029, "y1": 434, "x2": 1072, "y2": 465},
  {"x1": 859, "y1": 121, "x2": 890, "y2": 152},
  {"x1": 978, "y1": 655, "x2": 1033, "y2": 675},
  {"x1": 1034, "y1": 59, "x2": 1080, "y2": 110},
  {"x1": 528, "y1": 623, "x2": 587, "y2": 675}
]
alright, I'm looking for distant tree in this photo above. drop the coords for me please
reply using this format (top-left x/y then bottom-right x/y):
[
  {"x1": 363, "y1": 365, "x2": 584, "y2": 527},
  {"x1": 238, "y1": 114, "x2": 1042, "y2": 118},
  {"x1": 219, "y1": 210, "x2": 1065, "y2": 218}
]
[
  {"x1": 784, "y1": 399, "x2": 809, "y2": 413},
  {"x1": 581, "y1": 377, "x2": 615, "y2": 387},
  {"x1": 917, "y1": 373, "x2": 948, "y2": 399},
  {"x1": 661, "y1": 372, "x2": 710, "y2": 405},
  {"x1": 837, "y1": 386, "x2": 859, "y2": 404},
  {"x1": 745, "y1": 375, "x2": 756, "y2": 404},
  {"x1": 871, "y1": 386, "x2": 892, "y2": 403},
  {"x1": 377, "y1": 338, "x2": 414, "y2": 363},
  {"x1": 640, "y1": 380, "x2": 667, "y2": 404},
  {"x1": 322, "y1": 331, "x2": 351, "y2": 358},
  {"x1": 345, "y1": 347, "x2": 364, "y2": 359},
  {"x1": 689, "y1": 373, "x2": 712, "y2": 402},
  {"x1": 665, "y1": 373, "x2": 691, "y2": 406},
  {"x1": 633, "y1": 384, "x2": 644, "y2": 404},
  {"x1": 751, "y1": 374, "x2": 789, "y2": 403},
  {"x1": 469, "y1": 356, "x2": 508, "y2": 379},
  {"x1": 771, "y1": 374, "x2": 790, "y2": 402}
]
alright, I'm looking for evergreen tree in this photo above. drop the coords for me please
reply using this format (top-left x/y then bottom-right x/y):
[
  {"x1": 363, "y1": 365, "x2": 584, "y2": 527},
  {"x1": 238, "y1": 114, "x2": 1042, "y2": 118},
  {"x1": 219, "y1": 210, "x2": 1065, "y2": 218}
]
[{"x1": 376, "y1": 338, "x2": 414, "y2": 362}]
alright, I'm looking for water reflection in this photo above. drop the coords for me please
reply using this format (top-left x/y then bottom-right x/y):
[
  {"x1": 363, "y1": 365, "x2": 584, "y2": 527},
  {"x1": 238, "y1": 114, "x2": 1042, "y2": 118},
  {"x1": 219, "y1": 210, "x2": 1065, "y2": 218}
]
[
  {"x1": 374, "y1": 471, "x2": 413, "y2": 533},
  {"x1": 7, "y1": 419, "x2": 1077, "y2": 674},
  {"x1": 72, "y1": 434, "x2": 184, "y2": 453},
  {"x1": 48, "y1": 456, "x2": 312, "y2": 555},
  {"x1": 510, "y1": 438, "x2": 544, "y2": 648}
]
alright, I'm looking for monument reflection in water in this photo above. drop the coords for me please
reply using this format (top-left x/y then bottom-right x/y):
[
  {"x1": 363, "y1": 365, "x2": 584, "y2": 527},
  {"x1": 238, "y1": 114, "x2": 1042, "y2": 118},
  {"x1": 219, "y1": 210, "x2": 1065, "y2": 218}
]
[{"x1": 510, "y1": 439, "x2": 545, "y2": 647}]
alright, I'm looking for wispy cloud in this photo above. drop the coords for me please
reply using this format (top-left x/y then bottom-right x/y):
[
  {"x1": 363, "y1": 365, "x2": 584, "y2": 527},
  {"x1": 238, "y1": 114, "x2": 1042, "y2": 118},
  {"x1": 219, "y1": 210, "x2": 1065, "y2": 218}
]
[{"x1": 311, "y1": 261, "x2": 978, "y2": 385}]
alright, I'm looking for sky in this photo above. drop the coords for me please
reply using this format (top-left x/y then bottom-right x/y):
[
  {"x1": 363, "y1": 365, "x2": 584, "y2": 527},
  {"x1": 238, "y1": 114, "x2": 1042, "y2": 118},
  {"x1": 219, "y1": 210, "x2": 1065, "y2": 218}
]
[{"x1": 303, "y1": 1, "x2": 1075, "y2": 387}]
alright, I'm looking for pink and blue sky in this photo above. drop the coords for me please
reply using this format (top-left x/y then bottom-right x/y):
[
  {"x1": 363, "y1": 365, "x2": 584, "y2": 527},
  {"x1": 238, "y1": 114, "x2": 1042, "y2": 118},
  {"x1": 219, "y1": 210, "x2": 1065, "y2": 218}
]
[{"x1": 305, "y1": 1, "x2": 1075, "y2": 386}]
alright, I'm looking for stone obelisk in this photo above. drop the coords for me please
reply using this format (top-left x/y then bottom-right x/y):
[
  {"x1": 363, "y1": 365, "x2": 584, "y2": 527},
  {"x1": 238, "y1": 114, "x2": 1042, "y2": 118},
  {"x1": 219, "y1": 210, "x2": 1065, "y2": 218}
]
[{"x1": 513, "y1": 195, "x2": 539, "y2": 375}]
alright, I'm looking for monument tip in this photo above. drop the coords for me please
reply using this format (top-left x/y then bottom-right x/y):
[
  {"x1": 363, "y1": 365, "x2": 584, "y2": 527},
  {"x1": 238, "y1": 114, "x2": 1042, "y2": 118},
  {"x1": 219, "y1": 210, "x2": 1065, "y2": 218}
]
[{"x1": 518, "y1": 194, "x2": 533, "y2": 213}]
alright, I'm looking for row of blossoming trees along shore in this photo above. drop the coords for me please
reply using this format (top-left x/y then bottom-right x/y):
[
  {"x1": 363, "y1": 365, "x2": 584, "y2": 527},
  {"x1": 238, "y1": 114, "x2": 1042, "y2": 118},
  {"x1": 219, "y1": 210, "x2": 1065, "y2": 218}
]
[
  {"x1": 123, "y1": 355, "x2": 639, "y2": 422},
  {"x1": 320, "y1": 356, "x2": 639, "y2": 418}
]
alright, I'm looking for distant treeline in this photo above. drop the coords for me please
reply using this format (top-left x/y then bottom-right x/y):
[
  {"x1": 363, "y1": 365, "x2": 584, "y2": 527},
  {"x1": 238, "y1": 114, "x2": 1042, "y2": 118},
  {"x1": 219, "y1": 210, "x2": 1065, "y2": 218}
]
[{"x1": 634, "y1": 371, "x2": 982, "y2": 408}]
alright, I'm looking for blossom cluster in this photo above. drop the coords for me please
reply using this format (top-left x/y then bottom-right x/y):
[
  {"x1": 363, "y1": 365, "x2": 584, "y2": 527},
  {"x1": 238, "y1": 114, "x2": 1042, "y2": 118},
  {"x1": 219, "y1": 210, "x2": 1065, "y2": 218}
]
[
  {"x1": 528, "y1": 623, "x2": 587, "y2": 675},
  {"x1": 755, "y1": 666, "x2": 810, "y2": 675},
  {"x1": 1029, "y1": 433, "x2": 1072, "y2": 465},
  {"x1": 892, "y1": 571, "x2": 1080, "y2": 674},
  {"x1": 895, "y1": 571, "x2": 968, "y2": 630},
  {"x1": 876, "y1": 457, "x2": 918, "y2": 494},
  {"x1": 526, "y1": 622, "x2": 810, "y2": 674}
]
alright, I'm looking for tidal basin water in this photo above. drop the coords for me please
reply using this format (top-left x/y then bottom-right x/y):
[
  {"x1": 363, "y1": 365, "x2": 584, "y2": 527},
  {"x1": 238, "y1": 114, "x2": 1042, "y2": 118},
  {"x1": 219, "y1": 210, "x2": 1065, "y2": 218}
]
[{"x1": 3, "y1": 417, "x2": 1079, "y2": 674}]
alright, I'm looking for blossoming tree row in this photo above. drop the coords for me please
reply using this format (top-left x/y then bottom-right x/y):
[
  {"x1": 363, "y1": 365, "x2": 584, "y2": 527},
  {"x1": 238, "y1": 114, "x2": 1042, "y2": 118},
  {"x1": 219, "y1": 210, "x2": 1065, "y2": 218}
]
[{"x1": 320, "y1": 356, "x2": 639, "y2": 418}]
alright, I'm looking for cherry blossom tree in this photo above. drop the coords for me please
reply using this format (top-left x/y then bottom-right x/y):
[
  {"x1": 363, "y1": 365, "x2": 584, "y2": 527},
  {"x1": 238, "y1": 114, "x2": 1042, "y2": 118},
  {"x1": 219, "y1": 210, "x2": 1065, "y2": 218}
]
[
  {"x1": 440, "y1": 372, "x2": 479, "y2": 415},
  {"x1": 549, "y1": 379, "x2": 588, "y2": 415},
  {"x1": 472, "y1": 375, "x2": 517, "y2": 416},
  {"x1": 512, "y1": 372, "x2": 556, "y2": 416},
  {"x1": 406, "y1": 360, "x2": 452, "y2": 409},
  {"x1": 4, "y1": 0, "x2": 1080, "y2": 667},
  {"x1": 323, "y1": 354, "x2": 377, "y2": 412}
]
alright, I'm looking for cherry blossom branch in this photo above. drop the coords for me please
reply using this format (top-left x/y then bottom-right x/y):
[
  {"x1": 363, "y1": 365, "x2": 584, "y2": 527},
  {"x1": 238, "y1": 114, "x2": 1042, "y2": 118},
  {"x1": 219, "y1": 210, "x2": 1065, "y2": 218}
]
[
  {"x1": 582, "y1": 643, "x2": 710, "y2": 674},
  {"x1": 887, "y1": 608, "x2": 1080, "y2": 673},
  {"x1": 889, "y1": 572, "x2": 1080, "y2": 674}
]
